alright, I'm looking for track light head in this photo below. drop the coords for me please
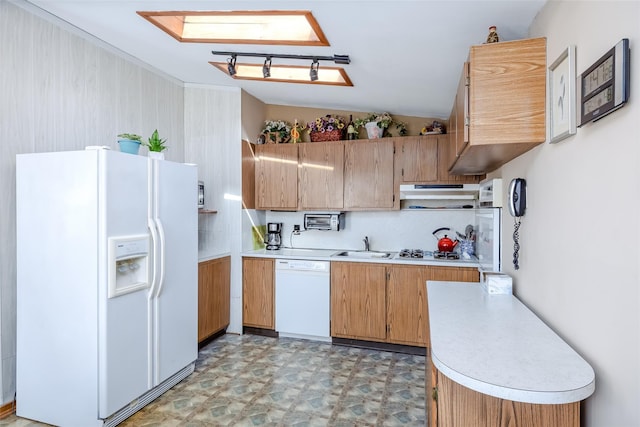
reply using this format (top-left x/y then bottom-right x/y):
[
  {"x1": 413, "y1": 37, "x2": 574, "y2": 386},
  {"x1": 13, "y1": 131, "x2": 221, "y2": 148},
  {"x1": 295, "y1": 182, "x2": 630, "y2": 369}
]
[
  {"x1": 227, "y1": 55, "x2": 237, "y2": 76},
  {"x1": 310, "y1": 59, "x2": 319, "y2": 82},
  {"x1": 262, "y1": 57, "x2": 272, "y2": 78}
]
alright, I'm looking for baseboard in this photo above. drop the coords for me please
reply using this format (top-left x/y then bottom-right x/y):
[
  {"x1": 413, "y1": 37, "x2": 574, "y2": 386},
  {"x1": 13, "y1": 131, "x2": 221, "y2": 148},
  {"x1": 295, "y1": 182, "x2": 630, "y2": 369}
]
[
  {"x1": 0, "y1": 400, "x2": 15, "y2": 419},
  {"x1": 243, "y1": 326, "x2": 279, "y2": 338},
  {"x1": 198, "y1": 329, "x2": 227, "y2": 349},
  {"x1": 332, "y1": 337, "x2": 427, "y2": 356}
]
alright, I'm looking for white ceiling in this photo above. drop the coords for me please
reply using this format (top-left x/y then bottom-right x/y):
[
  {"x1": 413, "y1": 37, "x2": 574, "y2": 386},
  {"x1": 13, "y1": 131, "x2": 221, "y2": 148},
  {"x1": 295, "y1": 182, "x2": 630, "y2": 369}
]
[{"x1": 21, "y1": 0, "x2": 546, "y2": 119}]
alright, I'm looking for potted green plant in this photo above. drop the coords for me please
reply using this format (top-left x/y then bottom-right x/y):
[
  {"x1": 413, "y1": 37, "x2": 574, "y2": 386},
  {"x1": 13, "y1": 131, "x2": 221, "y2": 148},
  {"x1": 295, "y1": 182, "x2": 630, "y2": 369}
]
[
  {"x1": 117, "y1": 133, "x2": 142, "y2": 154},
  {"x1": 145, "y1": 129, "x2": 167, "y2": 159}
]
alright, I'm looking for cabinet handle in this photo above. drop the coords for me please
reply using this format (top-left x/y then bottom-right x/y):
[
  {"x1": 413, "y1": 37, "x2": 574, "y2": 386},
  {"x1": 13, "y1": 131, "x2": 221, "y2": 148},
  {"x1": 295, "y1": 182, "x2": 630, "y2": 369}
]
[{"x1": 432, "y1": 386, "x2": 438, "y2": 402}]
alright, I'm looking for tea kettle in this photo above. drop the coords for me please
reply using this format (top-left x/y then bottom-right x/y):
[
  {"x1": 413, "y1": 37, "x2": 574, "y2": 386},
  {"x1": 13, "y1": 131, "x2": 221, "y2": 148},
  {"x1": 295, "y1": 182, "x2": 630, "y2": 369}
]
[{"x1": 432, "y1": 227, "x2": 459, "y2": 252}]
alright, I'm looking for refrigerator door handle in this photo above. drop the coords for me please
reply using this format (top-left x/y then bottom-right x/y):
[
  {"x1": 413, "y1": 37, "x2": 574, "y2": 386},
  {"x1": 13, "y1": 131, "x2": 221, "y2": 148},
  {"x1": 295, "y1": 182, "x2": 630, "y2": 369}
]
[
  {"x1": 155, "y1": 218, "x2": 166, "y2": 297},
  {"x1": 148, "y1": 218, "x2": 159, "y2": 299}
]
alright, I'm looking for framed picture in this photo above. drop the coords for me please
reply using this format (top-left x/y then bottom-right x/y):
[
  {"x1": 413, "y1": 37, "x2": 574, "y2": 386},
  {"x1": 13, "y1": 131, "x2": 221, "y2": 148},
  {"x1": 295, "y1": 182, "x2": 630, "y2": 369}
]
[{"x1": 549, "y1": 45, "x2": 577, "y2": 143}]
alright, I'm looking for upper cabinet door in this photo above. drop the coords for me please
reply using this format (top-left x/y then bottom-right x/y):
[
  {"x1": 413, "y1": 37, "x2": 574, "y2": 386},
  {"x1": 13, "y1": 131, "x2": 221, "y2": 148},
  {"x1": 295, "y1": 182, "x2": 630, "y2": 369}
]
[
  {"x1": 344, "y1": 139, "x2": 396, "y2": 210},
  {"x1": 398, "y1": 135, "x2": 438, "y2": 183},
  {"x1": 255, "y1": 144, "x2": 298, "y2": 210},
  {"x1": 469, "y1": 37, "x2": 546, "y2": 145},
  {"x1": 450, "y1": 37, "x2": 546, "y2": 175},
  {"x1": 298, "y1": 141, "x2": 344, "y2": 210}
]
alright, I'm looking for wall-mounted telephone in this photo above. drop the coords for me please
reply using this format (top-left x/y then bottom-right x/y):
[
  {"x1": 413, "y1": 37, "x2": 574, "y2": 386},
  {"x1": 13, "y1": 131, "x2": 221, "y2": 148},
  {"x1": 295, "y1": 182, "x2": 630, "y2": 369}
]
[
  {"x1": 508, "y1": 178, "x2": 527, "y2": 217},
  {"x1": 508, "y1": 178, "x2": 526, "y2": 270}
]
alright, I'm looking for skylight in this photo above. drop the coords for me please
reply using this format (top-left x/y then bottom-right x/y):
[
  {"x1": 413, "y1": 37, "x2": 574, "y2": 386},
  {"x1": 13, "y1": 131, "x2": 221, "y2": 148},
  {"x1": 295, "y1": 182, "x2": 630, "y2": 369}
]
[{"x1": 137, "y1": 10, "x2": 329, "y2": 46}]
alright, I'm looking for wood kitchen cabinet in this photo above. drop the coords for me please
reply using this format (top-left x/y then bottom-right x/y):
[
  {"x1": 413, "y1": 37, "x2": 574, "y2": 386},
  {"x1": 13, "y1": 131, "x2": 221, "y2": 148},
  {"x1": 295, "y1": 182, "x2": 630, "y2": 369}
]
[
  {"x1": 396, "y1": 135, "x2": 438, "y2": 183},
  {"x1": 331, "y1": 262, "x2": 387, "y2": 341},
  {"x1": 242, "y1": 140, "x2": 256, "y2": 210},
  {"x1": 198, "y1": 257, "x2": 230, "y2": 343},
  {"x1": 387, "y1": 265, "x2": 430, "y2": 346},
  {"x1": 242, "y1": 257, "x2": 275, "y2": 329},
  {"x1": 331, "y1": 262, "x2": 479, "y2": 346},
  {"x1": 344, "y1": 139, "x2": 397, "y2": 210},
  {"x1": 432, "y1": 369, "x2": 580, "y2": 427},
  {"x1": 396, "y1": 135, "x2": 482, "y2": 185},
  {"x1": 298, "y1": 141, "x2": 344, "y2": 210},
  {"x1": 449, "y1": 37, "x2": 547, "y2": 175},
  {"x1": 255, "y1": 143, "x2": 298, "y2": 210}
]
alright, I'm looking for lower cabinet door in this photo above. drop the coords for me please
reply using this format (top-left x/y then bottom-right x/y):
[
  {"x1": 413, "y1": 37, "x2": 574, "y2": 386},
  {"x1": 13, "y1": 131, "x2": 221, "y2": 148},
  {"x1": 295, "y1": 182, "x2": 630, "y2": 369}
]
[
  {"x1": 242, "y1": 257, "x2": 275, "y2": 329},
  {"x1": 387, "y1": 265, "x2": 430, "y2": 347},
  {"x1": 331, "y1": 262, "x2": 386, "y2": 341},
  {"x1": 198, "y1": 256, "x2": 230, "y2": 343}
]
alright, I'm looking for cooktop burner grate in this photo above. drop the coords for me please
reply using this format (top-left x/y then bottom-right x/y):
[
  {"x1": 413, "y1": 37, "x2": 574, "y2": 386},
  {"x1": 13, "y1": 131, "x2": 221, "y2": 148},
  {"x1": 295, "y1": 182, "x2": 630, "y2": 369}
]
[
  {"x1": 399, "y1": 249, "x2": 424, "y2": 258},
  {"x1": 433, "y1": 251, "x2": 460, "y2": 260}
]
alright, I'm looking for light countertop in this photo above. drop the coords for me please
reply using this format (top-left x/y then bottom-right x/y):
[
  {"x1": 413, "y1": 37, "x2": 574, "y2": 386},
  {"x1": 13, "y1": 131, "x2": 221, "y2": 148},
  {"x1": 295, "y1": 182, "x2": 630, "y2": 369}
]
[
  {"x1": 427, "y1": 281, "x2": 595, "y2": 404},
  {"x1": 198, "y1": 252, "x2": 231, "y2": 263},
  {"x1": 242, "y1": 248, "x2": 480, "y2": 268}
]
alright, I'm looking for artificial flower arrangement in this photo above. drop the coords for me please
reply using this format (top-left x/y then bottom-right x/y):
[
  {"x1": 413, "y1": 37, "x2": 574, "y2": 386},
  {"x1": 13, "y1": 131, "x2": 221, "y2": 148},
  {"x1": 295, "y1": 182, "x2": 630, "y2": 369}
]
[
  {"x1": 261, "y1": 119, "x2": 292, "y2": 143},
  {"x1": 306, "y1": 114, "x2": 346, "y2": 142},
  {"x1": 354, "y1": 112, "x2": 393, "y2": 130},
  {"x1": 420, "y1": 120, "x2": 446, "y2": 135},
  {"x1": 354, "y1": 112, "x2": 407, "y2": 138}
]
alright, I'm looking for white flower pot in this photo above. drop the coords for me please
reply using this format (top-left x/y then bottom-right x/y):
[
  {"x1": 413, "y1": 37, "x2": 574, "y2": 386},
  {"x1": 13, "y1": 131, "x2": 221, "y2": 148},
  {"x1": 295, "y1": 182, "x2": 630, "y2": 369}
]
[
  {"x1": 365, "y1": 122, "x2": 384, "y2": 139},
  {"x1": 148, "y1": 151, "x2": 165, "y2": 160}
]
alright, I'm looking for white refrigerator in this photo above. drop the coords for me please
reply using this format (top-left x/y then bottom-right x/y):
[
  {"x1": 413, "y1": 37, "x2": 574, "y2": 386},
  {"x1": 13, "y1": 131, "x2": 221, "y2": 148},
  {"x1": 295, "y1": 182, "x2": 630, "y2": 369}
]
[{"x1": 16, "y1": 147, "x2": 198, "y2": 427}]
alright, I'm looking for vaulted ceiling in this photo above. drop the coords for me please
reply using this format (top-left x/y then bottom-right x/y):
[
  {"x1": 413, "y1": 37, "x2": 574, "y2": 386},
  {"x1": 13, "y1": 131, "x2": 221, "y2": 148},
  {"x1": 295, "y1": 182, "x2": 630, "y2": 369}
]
[{"x1": 20, "y1": 0, "x2": 546, "y2": 118}]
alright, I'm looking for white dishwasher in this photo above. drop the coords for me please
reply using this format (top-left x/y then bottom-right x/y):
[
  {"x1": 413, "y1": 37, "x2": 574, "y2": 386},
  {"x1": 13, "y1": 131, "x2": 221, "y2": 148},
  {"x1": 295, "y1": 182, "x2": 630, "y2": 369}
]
[{"x1": 275, "y1": 259, "x2": 331, "y2": 342}]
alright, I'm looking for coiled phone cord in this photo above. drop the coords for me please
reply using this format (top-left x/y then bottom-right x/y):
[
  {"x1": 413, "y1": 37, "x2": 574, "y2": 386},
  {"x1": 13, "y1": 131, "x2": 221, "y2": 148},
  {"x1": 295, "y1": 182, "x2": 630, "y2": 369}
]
[{"x1": 513, "y1": 217, "x2": 522, "y2": 270}]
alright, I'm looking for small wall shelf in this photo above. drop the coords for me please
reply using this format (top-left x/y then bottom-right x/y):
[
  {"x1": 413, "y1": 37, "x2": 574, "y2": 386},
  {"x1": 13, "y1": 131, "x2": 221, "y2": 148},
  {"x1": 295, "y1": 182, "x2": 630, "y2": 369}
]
[{"x1": 198, "y1": 209, "x2": 218, "y2": 214}]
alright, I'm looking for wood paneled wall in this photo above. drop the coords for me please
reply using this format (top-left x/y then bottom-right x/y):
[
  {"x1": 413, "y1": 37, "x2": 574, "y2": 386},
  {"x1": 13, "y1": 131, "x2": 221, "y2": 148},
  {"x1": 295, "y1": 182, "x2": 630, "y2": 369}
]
[{"x1": 0, "y1": 2, "x2": 185, "y2": 405}]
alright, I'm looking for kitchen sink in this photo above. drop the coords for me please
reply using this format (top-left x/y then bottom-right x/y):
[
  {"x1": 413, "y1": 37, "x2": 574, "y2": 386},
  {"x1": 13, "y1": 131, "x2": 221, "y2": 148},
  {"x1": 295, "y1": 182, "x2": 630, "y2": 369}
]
[{"x1": 332, "y1": 250, "x2": 392, "y2": 259}]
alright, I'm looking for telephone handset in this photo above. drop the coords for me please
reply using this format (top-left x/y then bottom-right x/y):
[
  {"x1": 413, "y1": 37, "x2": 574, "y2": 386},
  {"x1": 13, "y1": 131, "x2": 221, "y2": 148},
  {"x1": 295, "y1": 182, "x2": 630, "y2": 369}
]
[
  {"x1": 509, "y1": 178, "x2": 526, "y2": 270},
  {"x1": 508, "y1": 178, "x2": 526, "y2": 217}
]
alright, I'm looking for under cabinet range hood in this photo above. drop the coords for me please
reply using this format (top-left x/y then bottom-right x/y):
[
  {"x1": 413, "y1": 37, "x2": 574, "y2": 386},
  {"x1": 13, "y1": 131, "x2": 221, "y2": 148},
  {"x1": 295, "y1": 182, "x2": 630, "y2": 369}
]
[{"x1": 399, "y1": 184, "x2": 480, "y2": 201}]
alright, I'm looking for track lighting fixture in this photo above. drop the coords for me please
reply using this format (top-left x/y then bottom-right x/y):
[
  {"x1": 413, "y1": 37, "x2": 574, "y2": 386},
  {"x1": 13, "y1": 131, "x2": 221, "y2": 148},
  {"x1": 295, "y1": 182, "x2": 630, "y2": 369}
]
[
  {"x1": 262, "y1": 57, "x2": 272, "y2": 78},
  {"x1": 214, "y1": 51, "x2": 349, "y2": 79},
  {"x1": 211, "y1": 51, "x2": 352, "y2": 86},
  {"x1": 227, "y1": 55, "x2": 237, "y2": 76},
  {"x1": 310, "y1": 59, "x2": 319, "y2": 82}
]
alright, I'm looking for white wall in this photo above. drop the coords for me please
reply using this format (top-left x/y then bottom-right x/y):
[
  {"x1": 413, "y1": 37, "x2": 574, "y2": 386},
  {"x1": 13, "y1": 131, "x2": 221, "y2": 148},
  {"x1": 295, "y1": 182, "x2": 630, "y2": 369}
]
[
  {"x1": 499, "y1": 2, "x2": 639, "y2": 425},
  {"x1": 264, "y1": 210, "x2": 477, "y2": 253},
  {"x1": 0, "y1": 1, "x2": 185, "y2": 405},
  {"x1": 184, "y1": 85, "x2": 243, "y2": 334},
  {"x1": 185, "y1": 84, "x2": 242, "y2": 259}
]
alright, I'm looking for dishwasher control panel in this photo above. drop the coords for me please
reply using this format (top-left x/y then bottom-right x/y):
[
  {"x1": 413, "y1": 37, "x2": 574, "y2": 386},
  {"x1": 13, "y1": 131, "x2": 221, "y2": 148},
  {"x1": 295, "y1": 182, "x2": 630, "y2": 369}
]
[{"x1": 275, "y1": 259, "x2": 330, "y2": 272}]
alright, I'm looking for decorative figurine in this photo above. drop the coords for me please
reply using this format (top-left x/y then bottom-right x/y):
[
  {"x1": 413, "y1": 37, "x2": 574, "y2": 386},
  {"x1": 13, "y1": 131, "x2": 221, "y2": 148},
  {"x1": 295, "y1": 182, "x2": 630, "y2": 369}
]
[
  {"x1": 291, "y1": 119, "x2": 302, "y2": 144},
  {"x1": 486, "y1": 25, "x2": 499, "y2": 43}
]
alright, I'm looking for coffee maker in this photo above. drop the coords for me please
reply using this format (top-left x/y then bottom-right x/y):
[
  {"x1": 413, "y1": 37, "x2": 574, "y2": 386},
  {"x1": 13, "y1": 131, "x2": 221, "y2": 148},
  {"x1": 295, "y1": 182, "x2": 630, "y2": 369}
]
[{"x1": 265, "y1": 223, "x2": 282, "y2": 250}]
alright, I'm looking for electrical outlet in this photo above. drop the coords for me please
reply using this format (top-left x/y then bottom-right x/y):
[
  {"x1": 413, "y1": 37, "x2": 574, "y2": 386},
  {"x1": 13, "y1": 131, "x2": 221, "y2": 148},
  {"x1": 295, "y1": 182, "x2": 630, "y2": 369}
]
[{"x1": 293, "y1": 224, "x2": 300, "y2": 232}]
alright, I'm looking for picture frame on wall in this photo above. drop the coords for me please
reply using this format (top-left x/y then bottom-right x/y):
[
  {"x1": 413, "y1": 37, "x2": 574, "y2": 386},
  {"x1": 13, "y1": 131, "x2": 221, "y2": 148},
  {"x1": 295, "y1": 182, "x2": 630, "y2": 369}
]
[{"x1": 549, "y1": 45, "x2": 577, "y2": 143}]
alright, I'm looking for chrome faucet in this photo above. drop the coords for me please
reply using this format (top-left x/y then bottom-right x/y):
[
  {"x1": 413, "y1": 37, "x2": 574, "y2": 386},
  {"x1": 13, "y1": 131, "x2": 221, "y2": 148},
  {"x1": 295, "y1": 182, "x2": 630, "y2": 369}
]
[{"x1": 363, "y1": 236, "x2": 370, "y2": 251}]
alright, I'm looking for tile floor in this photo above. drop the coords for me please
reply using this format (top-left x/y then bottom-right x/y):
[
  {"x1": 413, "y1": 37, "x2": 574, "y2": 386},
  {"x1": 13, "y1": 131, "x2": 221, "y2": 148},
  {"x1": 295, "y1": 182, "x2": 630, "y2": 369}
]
[{"x1": 2, "y1": 334, "x2": 427, "y2": 426}]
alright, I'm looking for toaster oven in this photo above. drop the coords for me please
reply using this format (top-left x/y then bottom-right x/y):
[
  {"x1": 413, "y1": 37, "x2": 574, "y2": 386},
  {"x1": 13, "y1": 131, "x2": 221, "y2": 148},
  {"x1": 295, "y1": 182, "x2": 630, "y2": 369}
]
[{"x1": 303, "y1": 213, "x2": 345, "y2": 231}]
